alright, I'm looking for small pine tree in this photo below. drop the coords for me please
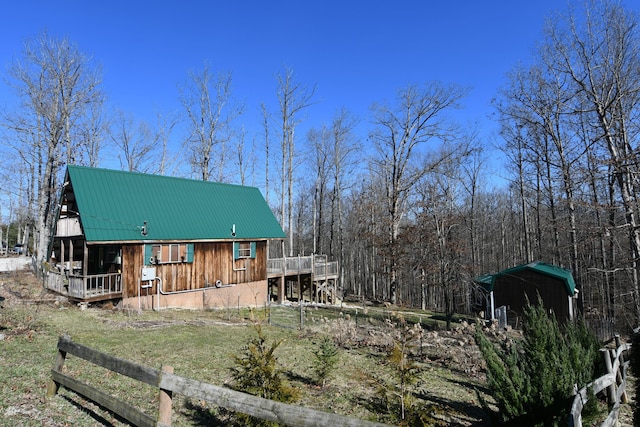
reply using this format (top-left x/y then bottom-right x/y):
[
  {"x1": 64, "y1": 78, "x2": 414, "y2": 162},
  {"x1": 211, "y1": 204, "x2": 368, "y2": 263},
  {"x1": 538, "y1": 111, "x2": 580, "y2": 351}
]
[
  {"x1": 312, "y1": 335, "x2": 339, "y2": 388},
  {"x1": 372, "y1": 320, "x2": 423, "y2": 423},
  {"x1": 230, "y1": 325, "x2": 298, "y2": 426}
]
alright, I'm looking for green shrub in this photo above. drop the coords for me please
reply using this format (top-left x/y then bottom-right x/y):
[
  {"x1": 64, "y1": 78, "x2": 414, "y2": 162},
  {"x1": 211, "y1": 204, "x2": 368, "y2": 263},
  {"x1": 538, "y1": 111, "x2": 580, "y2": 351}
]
[
  {"x1": 312, "y1": 335, "x2": 339, "y2": 388},
  {"x1": 369, "y1": 319, "x2": 429, "y2": 424},
  {"x1": 230, "y1": 325, "x2": 298, "y2": 426},
  {"x1": 475, "y1": 298, "x2": 600, "y2": 426}
]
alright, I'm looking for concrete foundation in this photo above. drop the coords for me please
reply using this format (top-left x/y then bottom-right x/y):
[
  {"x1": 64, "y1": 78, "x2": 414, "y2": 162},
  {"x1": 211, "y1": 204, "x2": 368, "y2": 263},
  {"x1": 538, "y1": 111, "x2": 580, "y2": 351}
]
[{"x1": 122, "y1": 280, "x2": 268, "y2": 311}]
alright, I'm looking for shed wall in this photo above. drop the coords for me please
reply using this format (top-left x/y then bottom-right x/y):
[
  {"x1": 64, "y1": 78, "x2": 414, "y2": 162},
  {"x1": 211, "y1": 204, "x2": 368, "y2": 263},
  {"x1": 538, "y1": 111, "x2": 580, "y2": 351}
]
[{"x1": 493, "y1": 270, "x2": 570, "y2": 321}]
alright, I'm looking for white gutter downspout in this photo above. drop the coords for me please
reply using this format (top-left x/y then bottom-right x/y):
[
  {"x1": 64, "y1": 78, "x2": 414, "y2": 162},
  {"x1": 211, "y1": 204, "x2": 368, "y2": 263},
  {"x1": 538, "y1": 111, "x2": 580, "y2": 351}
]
[{"x1": 155, "y1": 277, "x2": 162, "y2": 311}]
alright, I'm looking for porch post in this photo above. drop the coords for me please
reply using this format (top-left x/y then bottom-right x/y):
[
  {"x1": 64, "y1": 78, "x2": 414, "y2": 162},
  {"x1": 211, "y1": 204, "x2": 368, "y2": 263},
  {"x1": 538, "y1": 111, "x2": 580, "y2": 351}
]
[
  {"x1": 311, "y1": 253, "x2": 315, "y2": 304},
  {"x1": 297, "y1": 255, "x2": 302, "y2": 303},
  {"x1": 83, "y1": 241, "x2": 88, "y2": 277},
  {"x1": 60, "y1": 240, "x2": 66, "y2": 268},
  {"x1": 69, "y1": 239, "x2": 74, "y2": 271}
]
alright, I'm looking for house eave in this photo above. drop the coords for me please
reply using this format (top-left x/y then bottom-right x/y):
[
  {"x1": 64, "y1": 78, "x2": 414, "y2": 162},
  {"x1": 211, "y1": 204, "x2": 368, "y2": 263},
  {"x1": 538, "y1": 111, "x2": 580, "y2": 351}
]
[{"x1": 84, "y1": 237, "x2": 286, "y2": 245}]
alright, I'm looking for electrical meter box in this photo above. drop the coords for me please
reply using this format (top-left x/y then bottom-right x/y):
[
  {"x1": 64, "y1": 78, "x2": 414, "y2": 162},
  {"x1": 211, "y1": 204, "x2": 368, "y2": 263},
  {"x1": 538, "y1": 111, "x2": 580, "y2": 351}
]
[{"x1": 141, "y1": 267, "x2": 156, "y2": 282}]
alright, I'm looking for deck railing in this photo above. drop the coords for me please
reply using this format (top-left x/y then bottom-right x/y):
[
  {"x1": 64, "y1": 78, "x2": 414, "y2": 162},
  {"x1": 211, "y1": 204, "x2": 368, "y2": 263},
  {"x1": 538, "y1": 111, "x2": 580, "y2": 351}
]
[
  {"x1": 267, "y1": 255, "x2": 338, "y2": 279},
  {"x1": 46, "y1": 271, "x2": 122, "y2": 300},
  {"x1": 314, "y1": 260, "x2": 338, "y2": 277}
]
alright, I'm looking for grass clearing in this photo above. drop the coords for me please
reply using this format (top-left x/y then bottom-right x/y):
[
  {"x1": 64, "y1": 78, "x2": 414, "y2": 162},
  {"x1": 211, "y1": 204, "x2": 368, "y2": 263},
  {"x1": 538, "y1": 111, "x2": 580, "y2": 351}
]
[{"x1": 0, "y1": 273, "x2": 490, "y2": 426}]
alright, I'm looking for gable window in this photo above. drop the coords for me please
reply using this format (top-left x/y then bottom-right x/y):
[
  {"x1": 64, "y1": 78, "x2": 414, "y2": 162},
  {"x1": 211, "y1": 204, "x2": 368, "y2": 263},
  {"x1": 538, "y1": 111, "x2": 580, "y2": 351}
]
[
  {"x1": 234, "y1": 241, "x2": 256, "y2": 260},
  {"x1": 145, "y1": 243, "x2": 194, "y2": 264}
]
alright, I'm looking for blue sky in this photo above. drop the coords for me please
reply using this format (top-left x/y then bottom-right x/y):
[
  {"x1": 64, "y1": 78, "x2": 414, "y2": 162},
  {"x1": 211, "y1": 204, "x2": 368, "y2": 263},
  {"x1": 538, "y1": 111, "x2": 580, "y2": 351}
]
[{"x1": 1, "y1": 1, "x2": 634, "y2": 182}]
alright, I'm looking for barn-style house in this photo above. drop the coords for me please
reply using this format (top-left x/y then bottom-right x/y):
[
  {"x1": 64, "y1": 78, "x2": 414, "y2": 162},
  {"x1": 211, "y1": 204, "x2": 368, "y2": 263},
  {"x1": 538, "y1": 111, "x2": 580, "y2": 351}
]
[
  {"x1": 46, "y1": 166, "x2": 287, "y2": 310},
  {"x1": 473, "y1": 261, "x2": 579, "y2": 324}
]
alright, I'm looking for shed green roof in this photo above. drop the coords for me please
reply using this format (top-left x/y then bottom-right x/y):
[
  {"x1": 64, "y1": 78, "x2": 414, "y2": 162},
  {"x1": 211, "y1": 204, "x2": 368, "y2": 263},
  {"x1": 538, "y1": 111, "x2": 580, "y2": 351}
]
[
  {"x1": 63, "y1": 166, "x2": 286, "y2": 242},
  {"x1": 474, "y1": 262, "x2": 576, "y2": 296}
]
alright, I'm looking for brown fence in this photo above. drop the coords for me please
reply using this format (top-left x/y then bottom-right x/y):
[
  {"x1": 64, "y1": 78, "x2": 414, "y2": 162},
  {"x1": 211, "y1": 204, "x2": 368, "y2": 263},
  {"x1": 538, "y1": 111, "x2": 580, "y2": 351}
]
[
  {"x1": 47, "y1": 335, "x2": 390, "y2": 427},
  {"x1": 568, "y1": 334, "x2": 631, "y2": 427}
]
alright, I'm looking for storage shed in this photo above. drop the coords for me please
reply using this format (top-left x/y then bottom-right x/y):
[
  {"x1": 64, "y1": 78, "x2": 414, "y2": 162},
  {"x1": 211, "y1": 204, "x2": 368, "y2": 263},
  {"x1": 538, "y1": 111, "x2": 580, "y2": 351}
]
[
  {"x1": 473, "y1": 261, "x2": 578, "y2": 323},
  {"x1": 46, "y1": 166, "x2": 286, "y2": 310}
]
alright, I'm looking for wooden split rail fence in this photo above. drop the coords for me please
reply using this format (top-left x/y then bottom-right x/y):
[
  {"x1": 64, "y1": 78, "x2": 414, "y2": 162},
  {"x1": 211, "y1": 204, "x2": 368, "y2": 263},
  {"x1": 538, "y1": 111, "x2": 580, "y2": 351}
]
[
  {"x1": 47, "y1": 335, "x2": 390, "y2": 427},
  {"x1": 568, "y1": 334, "x2": 632, "y2": 427}
]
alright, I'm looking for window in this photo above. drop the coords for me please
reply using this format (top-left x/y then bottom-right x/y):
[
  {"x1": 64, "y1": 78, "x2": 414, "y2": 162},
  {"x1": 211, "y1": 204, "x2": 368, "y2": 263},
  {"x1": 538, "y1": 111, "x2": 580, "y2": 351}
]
[
  {"x1": 238, "y1": 242, "x2": 251, "y2": 258},
  {"x1": 145, "y1": 243, "x2": 193, "y2": 264},
  {"x1": 234, "y1": 241, "x2": 256, "y2": 259}
]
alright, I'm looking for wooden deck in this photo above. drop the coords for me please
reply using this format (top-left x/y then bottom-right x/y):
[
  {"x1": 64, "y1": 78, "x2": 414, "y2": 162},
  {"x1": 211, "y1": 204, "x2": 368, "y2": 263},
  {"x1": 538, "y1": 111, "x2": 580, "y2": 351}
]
[
  {"x1": 267, "y1": 255, "x2": 339, "y2": 304},
  {"x1": 43, "y1": 255, "x2": 339, "y2": 305},
  {"x1": 46, "y1": 271, "x2": 123, "y2": 302}
]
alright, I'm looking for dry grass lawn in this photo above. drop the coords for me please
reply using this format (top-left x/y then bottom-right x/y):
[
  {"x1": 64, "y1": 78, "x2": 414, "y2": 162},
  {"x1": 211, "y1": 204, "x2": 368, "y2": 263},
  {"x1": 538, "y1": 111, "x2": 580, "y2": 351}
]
[{"x1": 0, "y1": 270, "x2": 498, "y2": 426}]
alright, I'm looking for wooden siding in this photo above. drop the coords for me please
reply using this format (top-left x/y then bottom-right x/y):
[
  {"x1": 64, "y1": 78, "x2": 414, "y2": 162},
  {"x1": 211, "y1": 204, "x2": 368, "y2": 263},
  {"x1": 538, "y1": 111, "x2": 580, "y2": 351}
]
[
  {"x1": 493, "y1": 270, "x2": 570, "y2": 320},
  {"x1": 121, "y1": 241, "x2": 267, "y2": 298}
]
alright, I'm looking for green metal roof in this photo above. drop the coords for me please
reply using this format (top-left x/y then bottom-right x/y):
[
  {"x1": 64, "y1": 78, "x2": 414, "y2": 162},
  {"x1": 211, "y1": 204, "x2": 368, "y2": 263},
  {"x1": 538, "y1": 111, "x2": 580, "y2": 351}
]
[
  {"x1": 63, "y1": 166, "x2": 286, "y2": 242},
  {"x1": 474, "y1": 262, "x2": 576, "y2": 296}
]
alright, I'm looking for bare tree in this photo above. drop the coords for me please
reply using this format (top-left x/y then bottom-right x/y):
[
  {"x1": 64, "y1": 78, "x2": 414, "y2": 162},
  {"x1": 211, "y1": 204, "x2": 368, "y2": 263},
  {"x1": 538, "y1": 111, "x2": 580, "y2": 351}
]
[
  {"x1": 76, "y1": 96, "x2": 107, "y2": 167},
  {"x1": 2, "y1": 31, "x2": 103, "y2": 264},
  {"x1": 414, "y1": 145, "x2": 471, "y2": 328},
  {"x1": 307, "y1": 125, "x2": 331, "y2": 255},
  {"x1": 261, "y1": 103, "x2": 271, "y2": 206},
  {"x1": 459, "y1": 134, "x2": 487, "y2": 277},
  {"x1": 369, "y1": 82, "x2": 468, "y2": 304},
  {"x1": 328, "y1": 109, "x2": 361, "y2": 295},
  {"x1": 275, "y1": 66, "x2": 315, "y2": 256},
  {"x1": 108, "y1": 110, "x2": 158, "y2": 172},
  {"x1": 180, "y1": 64, "x2": 243, "y2": 181},
  {"x1": 154, "y1": 110, "x2": 178, "y2": 175},
  {"x1": 544, "y1": 0, "x2": 640, "y2": 320},
  {"x1": 499, "y1": 61, "x2": 586, "y2": 274},
  {"x1": 233, "y1": 126, "x2": 255, "y2": 186}
]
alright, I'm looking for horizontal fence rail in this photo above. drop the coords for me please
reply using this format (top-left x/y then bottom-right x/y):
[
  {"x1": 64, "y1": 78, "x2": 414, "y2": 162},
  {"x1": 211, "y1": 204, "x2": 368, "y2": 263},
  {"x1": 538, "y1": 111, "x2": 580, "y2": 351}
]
[
  {"x1": 568, "y1": 335, "x2": 631, "y2": 427},
  {"x1": 48, "y1": 335, "x2": 389, "y2": 427}
]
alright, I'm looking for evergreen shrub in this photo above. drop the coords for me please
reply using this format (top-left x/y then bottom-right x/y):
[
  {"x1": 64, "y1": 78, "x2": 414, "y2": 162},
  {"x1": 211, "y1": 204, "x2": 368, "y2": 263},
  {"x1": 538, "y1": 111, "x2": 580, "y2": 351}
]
[{"x1": 475, "y1": 298, "x2": 600, "y2": 426}]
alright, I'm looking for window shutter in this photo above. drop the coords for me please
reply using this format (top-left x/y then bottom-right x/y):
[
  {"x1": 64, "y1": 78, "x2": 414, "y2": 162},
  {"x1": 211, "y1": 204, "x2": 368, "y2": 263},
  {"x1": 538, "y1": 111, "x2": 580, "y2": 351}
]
[
  {"x1": 144, "y1": 244, "x2": 153, "y2": 265},
  {"x1": 250, "y1": 242, "x2": 256, "y2": 259},
  {"x1": 233, "y1": 242, "x2": 240, "y2": 260},
  {"x1": 186, "y1": 243, "x2": 194, "y2": 262}
]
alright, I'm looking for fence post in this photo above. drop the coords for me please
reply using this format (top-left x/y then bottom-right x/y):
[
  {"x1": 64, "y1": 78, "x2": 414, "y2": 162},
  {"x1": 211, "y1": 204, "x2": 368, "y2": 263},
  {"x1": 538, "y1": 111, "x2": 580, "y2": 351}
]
[
  {"x1": 47, "y1": 334, "x2": 69, "y2": 397},
  {"x1": 158, "y1": 365, "x2": 174, "y2": 426},
  {"x1": 600, "y1": 348, "x2": 616, "y2": 404}
]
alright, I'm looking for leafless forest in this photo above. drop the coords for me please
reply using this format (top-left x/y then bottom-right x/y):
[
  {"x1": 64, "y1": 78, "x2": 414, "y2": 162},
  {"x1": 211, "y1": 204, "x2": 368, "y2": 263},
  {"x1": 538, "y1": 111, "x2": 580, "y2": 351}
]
[{"x1": 1, "y1": 1, "x2": 639, "y2": 329}]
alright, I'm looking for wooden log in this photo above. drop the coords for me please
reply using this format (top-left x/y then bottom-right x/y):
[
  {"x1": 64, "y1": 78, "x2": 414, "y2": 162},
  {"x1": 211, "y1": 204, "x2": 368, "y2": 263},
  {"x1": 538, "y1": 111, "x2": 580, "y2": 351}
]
[
  {"x1": 51, "y1": 370, "x2": 156, "y2": 427},
  {"x1": 568, "y1": 337, "x2": 633, "y2": 427},
  {"x1": 568, "y1": 385, "x2": 587, "y2": 427},
  {"x1": 159, "y1": 372, "x2": 390, "y2": 427},
  {"x1": 614, "y1": 336, "x2": 629, "y2": 404},
  {"x1": 50, "y1": 335, "x2": 389, "y2": 427},
  {"x1": 56, "y1": 335, "x2": 160, "y2": 386},
  {"x1": 158, "y1": 365, "x2": 173, "y2": 426}
]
